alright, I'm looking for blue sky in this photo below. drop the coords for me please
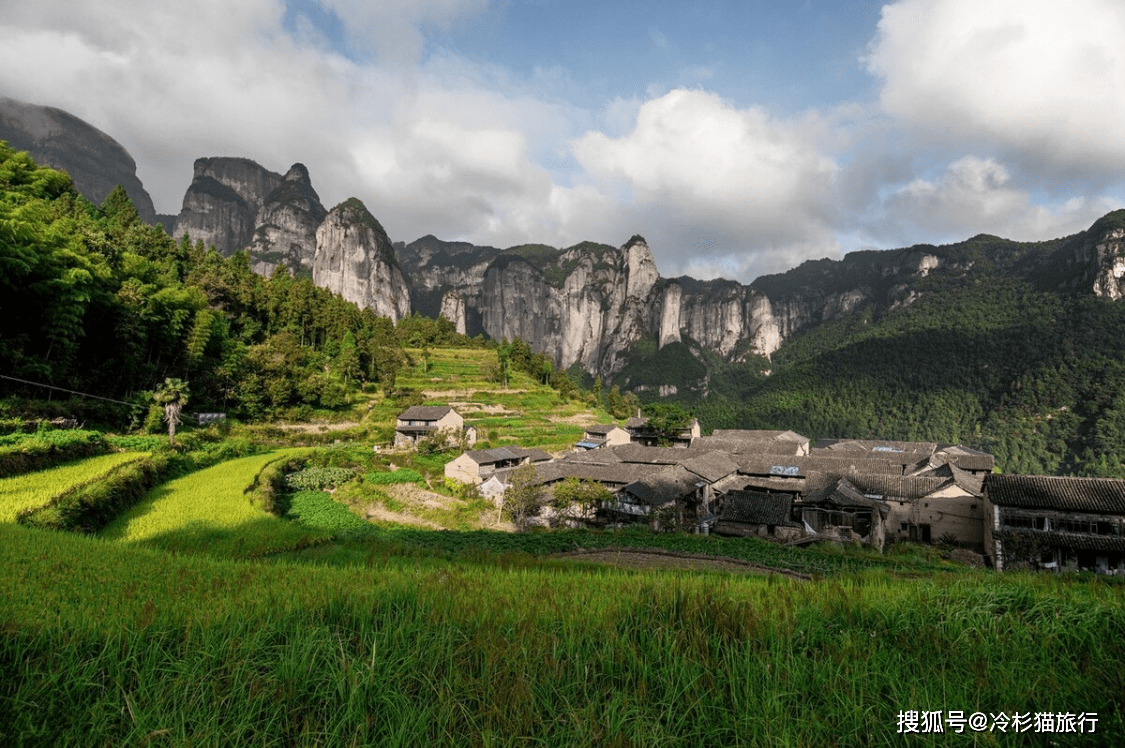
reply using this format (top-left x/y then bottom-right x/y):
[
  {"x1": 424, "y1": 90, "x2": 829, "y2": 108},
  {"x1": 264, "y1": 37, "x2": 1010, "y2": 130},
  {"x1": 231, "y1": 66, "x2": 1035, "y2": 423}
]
[{"x1": 2, "y1": 0, "x2": 1124, "y2": 282}]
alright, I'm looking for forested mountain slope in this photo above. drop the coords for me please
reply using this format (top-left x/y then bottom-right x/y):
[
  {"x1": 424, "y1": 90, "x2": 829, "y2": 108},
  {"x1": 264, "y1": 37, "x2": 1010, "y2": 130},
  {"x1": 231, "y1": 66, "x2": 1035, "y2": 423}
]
[{"x1": 686, "y1": 230, "x2": 1125, "y2": 477}]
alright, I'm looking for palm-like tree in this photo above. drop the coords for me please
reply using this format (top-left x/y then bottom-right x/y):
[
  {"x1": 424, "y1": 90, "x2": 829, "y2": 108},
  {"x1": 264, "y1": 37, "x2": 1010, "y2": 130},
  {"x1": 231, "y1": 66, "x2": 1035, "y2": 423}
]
[{"x1": 153, "y1": 378, "x2": 190, "y2": 447}]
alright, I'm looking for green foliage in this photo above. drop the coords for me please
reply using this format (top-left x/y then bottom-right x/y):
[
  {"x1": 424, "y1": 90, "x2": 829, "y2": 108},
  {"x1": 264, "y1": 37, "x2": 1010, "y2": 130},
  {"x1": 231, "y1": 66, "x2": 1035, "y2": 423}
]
[
  {"x1": 284, "y1": 490, "x2": 373, "y2": 535},
  {"x1": 101, "y1": 449, "x2": 323, "y2": 557},
  {"x1": 0, "y1": 429, "x2": 107, "y2": 478},
  {"x1": 365, "y1": 468, "x2": 424, "y2": 485},
  {"x1": 3, "y1": 522, "x2": 1123, "y2": 745},
  {"x1": 283, "y1": 466, "x2": 357, "y2": 492},
  {"x1": 0, "y1": 451, "x2": 141, "y2": 523},
  {"x1": 501, "y1": 462, "x2": 545, "y2": 531},
  {"x1": 18, "y1": 453, "x2": 163, "y2": 533}
]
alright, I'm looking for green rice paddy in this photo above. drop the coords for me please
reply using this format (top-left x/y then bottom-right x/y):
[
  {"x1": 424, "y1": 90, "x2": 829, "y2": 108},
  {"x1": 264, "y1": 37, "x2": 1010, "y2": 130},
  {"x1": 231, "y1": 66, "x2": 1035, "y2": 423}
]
[
  {"x1": 101, "y1": 449, "x2": 329, "y2": 557},
  {"x1": 0, "y1": 451, "x2": 146, "y2": 522}
]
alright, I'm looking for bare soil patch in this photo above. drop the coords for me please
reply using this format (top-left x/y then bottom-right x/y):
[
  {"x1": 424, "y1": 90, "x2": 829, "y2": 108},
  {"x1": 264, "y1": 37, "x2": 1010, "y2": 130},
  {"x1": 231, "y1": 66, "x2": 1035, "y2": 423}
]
[
  {"x1": 422, "y1": 388, "x2": 529, "y2": 399},
  {"x1": 550, "y1": 547, "x2": 811, "y2": 580},
  {"x1": 378, "y1": 482, "x2": 514, "y2": 531},
  {"x1": 269, "y1": 421, "x2": 362, "y2": 433},
  {"x1": 547, "y1": 413, "x2": 600, "y2": 425}
]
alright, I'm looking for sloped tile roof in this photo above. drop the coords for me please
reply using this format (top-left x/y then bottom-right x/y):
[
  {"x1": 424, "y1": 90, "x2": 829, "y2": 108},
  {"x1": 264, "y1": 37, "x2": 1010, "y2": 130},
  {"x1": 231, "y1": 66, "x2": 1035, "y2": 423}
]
[
  {"x1": 710, "y1": 429, "x2": 809, "y2": 444},
  {"x1": 691, "y1": 436, "x2": 804, "y2": 456},
  {"x1": 985, "y1": 475, "x2": 1125, "y2": 514},
  {"x1": 998, "y1": 528, "x2": 1125, "y2": 553},
  {"x1": 584, "y1": 424, "x2": 623, "y2": 436},
  {"x1": 397, "y1": 406, "x2": 453, "y2": 421},
  {"x1": 680, "y1": 452, "x2": 740, "y2": 483},
  {"x1": 719, "y1": 490, "x2": 799, "y2": 526},
  {"x1": 621, "y1": 466, "x2": 701, "y2": 505},
  {"x1": 801, "y1": 478, "x2": 890, "y2": 519},
  {"x1": 562, "y1": 449, "x2": 624, "y2": 465},
  {"x1": 463, "y1": 447, "x2": 522, "y2": 464},
  {"x1": 847, "y1": 474, "x2": 950, "y2": 500}
]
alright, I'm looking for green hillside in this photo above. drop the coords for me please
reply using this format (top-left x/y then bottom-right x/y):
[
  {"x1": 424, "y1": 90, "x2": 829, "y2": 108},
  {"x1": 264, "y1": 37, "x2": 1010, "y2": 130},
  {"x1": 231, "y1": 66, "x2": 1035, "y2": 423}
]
[{"x1": 675, "y1": 268, "x2": 1125, "y2": 478}]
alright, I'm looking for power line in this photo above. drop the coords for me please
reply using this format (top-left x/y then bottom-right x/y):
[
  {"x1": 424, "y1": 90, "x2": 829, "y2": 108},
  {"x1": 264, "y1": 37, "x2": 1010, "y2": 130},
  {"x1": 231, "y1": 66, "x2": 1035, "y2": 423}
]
[{"x1": 0, "y1": 374, "x2": 202, "y2": 423}]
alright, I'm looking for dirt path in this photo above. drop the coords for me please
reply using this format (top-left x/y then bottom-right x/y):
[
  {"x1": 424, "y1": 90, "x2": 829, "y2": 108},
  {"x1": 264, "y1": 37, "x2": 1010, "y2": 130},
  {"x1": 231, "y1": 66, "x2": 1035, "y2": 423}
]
[{"x1": 550, "y1": 547, "x2": 812, "y2": 580}]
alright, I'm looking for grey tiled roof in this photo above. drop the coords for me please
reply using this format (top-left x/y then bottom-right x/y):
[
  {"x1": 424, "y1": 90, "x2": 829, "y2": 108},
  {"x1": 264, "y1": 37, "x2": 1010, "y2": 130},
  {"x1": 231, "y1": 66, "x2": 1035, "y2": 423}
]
[
  {"x1": 813, "y1": 439, "x2": 937, "y2": 455},
  {"x1": 719, "y1": 490, "x2": 799, "y2": 526},
  {"x1": 735, "y1": 455, "x2": 899, "y2": 478},
  {"x1": 679, "y1": 452, "x2": 740, "y2": 483},
  {"x1": 621, "y1": 466, "x2": 701, "y2": 505},
  {"x1": 985, "y1": 475, "x2": 1125, "y2": 514},
  {"x1": 562, "y1": 449, "x2": 624, "y2": 465},
  {"x1": 584, "y1": 424, "x2": 622, "y2": 436},
  {"x1": 847, "y1": 474, "x2": 950, "y2": 500},
  {"x1": 464, "y1": 447, "x2": 522, "y2": 464},
  {"x1": 397, "y1": 406, "x2": 453, "y2": 421},
  {"x1": 801, "y1": 478, "x2": 890, "y2": 519},
  {"x1": 998, "y1": 528, "x2": 1125, "y2": 553},
  {"x1": 691, "y1": 436, "x2": 804, "y2": 456},
  {"x1": 526, "y1": 461, "x2": 651, "y2": 487}
]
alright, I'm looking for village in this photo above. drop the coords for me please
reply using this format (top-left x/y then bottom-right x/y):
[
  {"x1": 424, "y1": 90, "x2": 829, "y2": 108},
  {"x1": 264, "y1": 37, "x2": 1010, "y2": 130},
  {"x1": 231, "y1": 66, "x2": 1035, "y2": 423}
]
[{"x1": 393, "y1": 405, "x2": 1125, "y2": 575}]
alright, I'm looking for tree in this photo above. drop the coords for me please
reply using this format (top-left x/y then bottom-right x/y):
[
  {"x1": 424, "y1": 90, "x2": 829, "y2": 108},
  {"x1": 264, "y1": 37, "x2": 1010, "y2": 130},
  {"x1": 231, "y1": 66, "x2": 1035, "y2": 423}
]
[
  {"x1": 501, "y1": 462, "x2": 544, "y2": 531},
  {"x1": 153, "y1": 377, "x2": 190, "y2": 447},
  {"x1": 497, "y1": 342, "x2": 511, "y2": 389},
  {"x1": 550, "y1": 477, "x2": 612, "y2": 528}
]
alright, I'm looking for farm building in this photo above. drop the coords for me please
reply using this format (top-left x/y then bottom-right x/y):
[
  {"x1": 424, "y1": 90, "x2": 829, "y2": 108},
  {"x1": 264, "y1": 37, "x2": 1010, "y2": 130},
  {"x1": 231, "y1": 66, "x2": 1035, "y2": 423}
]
[
  {"x1": 983, "y1": 474, "x2": 1125, "y2": 573},
  {"x1": 798, "y1": 477, "x2": 890, "y2": 551},
  {"x1": 607, "y1": 465, "x2": 709, "y2": 530},
  {"x1": 849, "y1": 469, "x2": 985, "y2": 547},
  {"x1": 394, "y1": 406, "x2": 475, "y2": 449},
  {"x1": 713, "y1": 490, "x2": 802, "y2": 541},
  {"x1": 574, "y1": 424, "x2": 632, "y2": 450},
  {"x1": 444, "y1": 446, "x2": 552, "y2": 484}
]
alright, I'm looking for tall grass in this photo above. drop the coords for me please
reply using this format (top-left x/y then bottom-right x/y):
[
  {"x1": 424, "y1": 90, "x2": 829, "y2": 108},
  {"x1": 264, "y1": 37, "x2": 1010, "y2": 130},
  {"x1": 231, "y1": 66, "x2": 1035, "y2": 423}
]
[
  {"x1": 1, "y1": 524, "x2": 1120, "y2": 746},
  {"x1": 100, "y1": 449, "x2": 329, "y2": 557},
  {"x1": 0, "y1": 452, "x2": 144, "y2": 522}
]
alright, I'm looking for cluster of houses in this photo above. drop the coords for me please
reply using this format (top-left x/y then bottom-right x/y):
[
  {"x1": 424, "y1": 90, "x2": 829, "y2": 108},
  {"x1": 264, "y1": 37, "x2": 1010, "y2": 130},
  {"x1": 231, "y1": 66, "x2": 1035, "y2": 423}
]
[{"x1": 394, "y1": 407, "x2": 1125, "y2": 574}]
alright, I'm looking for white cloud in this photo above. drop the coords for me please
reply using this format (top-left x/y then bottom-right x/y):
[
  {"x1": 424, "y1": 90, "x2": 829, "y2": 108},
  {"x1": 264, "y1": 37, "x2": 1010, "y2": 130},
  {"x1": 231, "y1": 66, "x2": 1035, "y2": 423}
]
[
  {"x1": 867, "y1": 0, "x2": 1125, "y2": 181},
  {"x1": 567, "y1": 88, "x2": 842, "y2": 279},
  {"x1": 875, "y1": 155, "x2": 1120, "y2": 242}
]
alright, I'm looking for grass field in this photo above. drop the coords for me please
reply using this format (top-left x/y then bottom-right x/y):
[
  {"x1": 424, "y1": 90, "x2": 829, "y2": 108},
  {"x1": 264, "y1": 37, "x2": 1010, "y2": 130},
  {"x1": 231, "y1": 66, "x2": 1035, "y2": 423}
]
[
  {"x1": 0, "y1": 451, "x2": 146, "y2": 522},
  {"x1": 0, "y1": 523, "x2": 1120, "y2": 746},
  {"x1": 2, "y1": 348, "x2": 1122, "y2": 745},
  {"x1": 375, "y1": 347, "x2": 613, "y2": 452},
  {"x1": 101, "y1": 449, "x2": 329, "y2": 557}
]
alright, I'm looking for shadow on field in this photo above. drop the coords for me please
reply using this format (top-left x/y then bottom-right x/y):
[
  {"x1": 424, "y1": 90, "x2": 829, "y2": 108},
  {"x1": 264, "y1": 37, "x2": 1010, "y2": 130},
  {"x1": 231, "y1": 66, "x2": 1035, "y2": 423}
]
[{"x1": 135, "y1": 516, "x2": 329, "y2": 558}]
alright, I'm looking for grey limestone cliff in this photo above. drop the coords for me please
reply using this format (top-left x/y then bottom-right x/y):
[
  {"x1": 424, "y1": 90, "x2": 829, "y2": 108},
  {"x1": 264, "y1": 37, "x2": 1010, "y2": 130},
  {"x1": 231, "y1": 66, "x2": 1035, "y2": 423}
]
[
  {"x1": 313, "y1": 199, "x2": 411, "y2": 323},
  {"x1": 248, "y1": 163, "x2": 327, "y2": 277},
  {"x1": 0, "y1": 94, "x2": 160, "y2": 224},
  {"x1": 172, "y1": 157, "x2": 283, "y2": 256}
]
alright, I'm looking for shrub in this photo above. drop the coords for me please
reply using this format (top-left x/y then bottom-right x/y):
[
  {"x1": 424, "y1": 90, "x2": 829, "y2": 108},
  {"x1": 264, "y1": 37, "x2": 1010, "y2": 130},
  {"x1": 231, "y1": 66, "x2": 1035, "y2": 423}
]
[{"x1": 0, "y1": 430, "x2": 108, "y2": 478}]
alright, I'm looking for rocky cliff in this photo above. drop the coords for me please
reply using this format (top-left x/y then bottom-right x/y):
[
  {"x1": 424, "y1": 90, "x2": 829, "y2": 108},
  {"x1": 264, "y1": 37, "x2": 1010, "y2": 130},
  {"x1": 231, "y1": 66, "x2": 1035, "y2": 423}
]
[
  {"x1": 313, "y1": 199, "x2": 411, "y2": 322},
  {"x1": 13, "y1": 96, "x2": 1125, "y2": 389},
  {"x1": 172, "y1": 157, "x2": 283, "y2": 256},
  {"x1": 248, "y1": 163, "x2": 327, "y2": 277},
  {"x1": 0, "y1": 95, "x2": 162, "y2": 225}
]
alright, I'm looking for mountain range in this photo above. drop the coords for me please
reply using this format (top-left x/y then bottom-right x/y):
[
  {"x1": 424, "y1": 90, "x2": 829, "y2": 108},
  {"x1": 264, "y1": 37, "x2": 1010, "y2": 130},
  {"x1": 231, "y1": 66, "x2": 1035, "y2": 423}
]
[{"x1": 4, "y1": 94, "x2": 1125, "y2": 394}]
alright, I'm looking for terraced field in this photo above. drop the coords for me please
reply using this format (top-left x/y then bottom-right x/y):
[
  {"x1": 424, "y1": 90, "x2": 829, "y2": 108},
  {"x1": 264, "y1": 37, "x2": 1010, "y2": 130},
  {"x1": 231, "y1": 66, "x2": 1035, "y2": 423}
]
[
  {"x1": 0, "y1": 452, "x2": 147, "y2": 522},
  {"x1": 101, "y1": 449, "x2": 330, "y2": 557}
]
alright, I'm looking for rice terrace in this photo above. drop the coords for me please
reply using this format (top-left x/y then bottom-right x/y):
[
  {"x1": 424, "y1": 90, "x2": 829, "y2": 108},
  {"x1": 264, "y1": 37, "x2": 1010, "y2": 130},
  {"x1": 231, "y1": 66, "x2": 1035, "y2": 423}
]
[{"x1": 0, "y1": 347, "x2": 1121, "y2": 747}]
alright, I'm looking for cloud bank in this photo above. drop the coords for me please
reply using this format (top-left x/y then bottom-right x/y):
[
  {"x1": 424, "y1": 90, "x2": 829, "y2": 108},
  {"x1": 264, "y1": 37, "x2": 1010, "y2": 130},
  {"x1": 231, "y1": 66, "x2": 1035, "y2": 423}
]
[{"x1": 0, "y1": 0, "x2": 1121, "y2": 283}]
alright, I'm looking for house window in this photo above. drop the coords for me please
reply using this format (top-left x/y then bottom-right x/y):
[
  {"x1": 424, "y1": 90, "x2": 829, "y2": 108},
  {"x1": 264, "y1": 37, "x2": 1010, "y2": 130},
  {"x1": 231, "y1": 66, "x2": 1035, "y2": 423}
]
[{"x1": 1057, "y1": 518, "x2": 1094, "y2": 534}]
